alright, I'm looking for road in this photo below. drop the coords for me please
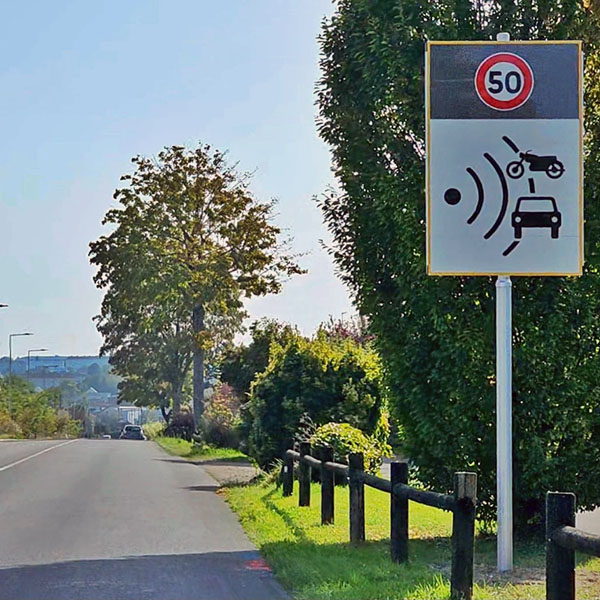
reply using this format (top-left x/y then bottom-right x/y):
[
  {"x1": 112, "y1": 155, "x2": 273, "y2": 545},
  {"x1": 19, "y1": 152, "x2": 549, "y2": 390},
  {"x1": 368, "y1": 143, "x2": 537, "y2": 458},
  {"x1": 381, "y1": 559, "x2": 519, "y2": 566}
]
[{"x1": 0, "y1": 439, "x2": 287, "y2": 600}]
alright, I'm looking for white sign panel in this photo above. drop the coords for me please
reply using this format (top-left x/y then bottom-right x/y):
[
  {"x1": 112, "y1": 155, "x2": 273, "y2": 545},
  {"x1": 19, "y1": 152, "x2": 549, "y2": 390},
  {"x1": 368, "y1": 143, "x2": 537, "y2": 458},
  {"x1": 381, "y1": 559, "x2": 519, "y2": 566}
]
[{"x1": 426, "y1": 41, "x2": 583, "y2": 276}]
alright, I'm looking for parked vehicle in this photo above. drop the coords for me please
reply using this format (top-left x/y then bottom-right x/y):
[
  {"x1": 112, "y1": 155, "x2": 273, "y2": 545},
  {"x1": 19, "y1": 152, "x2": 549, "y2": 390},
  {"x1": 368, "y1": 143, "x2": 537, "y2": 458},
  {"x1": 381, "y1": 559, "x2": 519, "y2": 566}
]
[{"x1": 119, "y1": 424, "x2": 146, "y2": 440}]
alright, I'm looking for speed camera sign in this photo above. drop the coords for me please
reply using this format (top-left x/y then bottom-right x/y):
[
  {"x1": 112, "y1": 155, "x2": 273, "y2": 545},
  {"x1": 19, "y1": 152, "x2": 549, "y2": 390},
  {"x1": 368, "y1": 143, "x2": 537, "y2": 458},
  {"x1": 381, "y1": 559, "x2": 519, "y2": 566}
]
[{"x1": 425, "y1": 41, "x2": 583, "y2": 276}]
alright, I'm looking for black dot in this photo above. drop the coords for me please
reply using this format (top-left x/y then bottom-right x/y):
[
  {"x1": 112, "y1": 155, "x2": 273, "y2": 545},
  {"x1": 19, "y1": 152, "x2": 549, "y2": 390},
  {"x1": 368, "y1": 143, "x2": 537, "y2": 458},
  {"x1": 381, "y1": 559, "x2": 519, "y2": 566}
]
[{"x1": 444, "y1": 188, "x2": 461, "y2": 205}]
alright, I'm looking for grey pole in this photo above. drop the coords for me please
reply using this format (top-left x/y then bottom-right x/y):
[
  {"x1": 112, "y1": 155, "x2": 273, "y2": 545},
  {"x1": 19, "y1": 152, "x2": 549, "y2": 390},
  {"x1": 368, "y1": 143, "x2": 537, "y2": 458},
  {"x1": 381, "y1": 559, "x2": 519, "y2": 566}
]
[
  {"x1": 496, "y1": 275, "x2": 513, "y2": 574},
  {"x1": 9, "y1": 333, "x2": 34, "y2": 379}
]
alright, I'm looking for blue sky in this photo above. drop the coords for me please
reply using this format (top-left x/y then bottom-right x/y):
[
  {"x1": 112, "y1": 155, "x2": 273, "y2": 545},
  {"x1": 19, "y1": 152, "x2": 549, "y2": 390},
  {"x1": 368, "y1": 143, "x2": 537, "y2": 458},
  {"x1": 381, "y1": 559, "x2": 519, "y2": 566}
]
[{"x1": 0, "y1": 0, "x2": 352, "y2": 357}]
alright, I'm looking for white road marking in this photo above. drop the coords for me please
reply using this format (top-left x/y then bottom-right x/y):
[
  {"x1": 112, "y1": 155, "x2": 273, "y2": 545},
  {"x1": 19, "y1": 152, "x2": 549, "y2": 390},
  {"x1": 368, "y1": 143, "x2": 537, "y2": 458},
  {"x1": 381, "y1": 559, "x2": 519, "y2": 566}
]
[{"x1": 0, "y1": 439, "x2": 78, "y2": 472}]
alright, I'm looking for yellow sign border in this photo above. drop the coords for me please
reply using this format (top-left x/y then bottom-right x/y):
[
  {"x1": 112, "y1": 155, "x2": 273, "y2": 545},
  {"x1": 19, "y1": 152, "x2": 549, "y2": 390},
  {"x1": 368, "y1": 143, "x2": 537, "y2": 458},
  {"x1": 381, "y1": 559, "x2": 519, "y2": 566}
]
[{"x1": 425, "y1": 40, "x2": 584, "y2": 277}]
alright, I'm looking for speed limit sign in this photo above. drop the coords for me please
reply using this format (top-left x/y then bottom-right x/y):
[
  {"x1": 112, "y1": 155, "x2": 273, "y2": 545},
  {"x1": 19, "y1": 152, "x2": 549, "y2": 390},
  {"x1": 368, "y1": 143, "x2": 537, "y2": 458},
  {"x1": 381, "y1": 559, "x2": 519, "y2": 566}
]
[{"x1": 475, "y1": 53, "x2": 534, "y2": 111}]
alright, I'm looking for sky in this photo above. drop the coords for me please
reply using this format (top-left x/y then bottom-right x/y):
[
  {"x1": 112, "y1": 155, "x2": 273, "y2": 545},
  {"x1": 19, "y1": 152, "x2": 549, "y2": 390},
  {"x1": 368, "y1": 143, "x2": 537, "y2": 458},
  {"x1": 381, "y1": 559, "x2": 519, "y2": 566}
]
[{"x1": 0, "y1": 0, "x2": 353, "y2": 357}]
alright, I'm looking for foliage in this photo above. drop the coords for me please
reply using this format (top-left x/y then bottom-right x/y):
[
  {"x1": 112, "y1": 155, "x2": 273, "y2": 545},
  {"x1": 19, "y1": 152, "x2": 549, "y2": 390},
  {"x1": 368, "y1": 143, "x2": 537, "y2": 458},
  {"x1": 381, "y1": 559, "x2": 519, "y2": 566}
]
[
  {"x1": 317, "y1": 0, "x2": 600, "y2": 527},
  {"x1": 0, "y1": 410, "x2": 21, "y2": 437},
  {"x1": 142, "y1": 421, "x2": 165, "y2": 440},
  {"x1": 0, "y1": 377, "x2": 81, "y2": 438},
  {"x1": 220, "y1": 318, "x2": 298, "y2": 399},
  {"x1": 245, "y1": 329, "x2": 388, "y2": 468},
  {"x1": 310, "y1": 422, "x2": 391, "y2": 475},
  {"x1": 164, "y1": 410, "x2": 195, "y2": 441},
  {"x1": 90, "y1": 143, "x2": 304, "y2": 429},
  {"x1": 202, "y1": 383, "x2": 241, "y2": 448},
  {"x1": 320, "y1": 315, "x2": 374, "y2": 346}
]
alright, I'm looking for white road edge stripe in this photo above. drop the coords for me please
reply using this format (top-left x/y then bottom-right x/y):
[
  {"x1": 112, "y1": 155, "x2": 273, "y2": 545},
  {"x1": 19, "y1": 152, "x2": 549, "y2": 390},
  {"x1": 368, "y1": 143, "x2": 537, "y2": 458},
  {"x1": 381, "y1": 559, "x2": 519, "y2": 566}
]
[{"x1": 0, "y1": 439, "x2": 78, "y2": 473}]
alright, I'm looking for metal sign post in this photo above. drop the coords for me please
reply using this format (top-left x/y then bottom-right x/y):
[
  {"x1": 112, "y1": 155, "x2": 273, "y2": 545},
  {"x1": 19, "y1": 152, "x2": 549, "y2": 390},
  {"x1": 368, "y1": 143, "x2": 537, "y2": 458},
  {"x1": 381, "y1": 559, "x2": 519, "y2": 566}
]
[
  {"x1": 425, "y1": 33, "x2": 583, "y2": 572},
  {"x1": 496, "y1": 274, "x2": 513, "y2": 570}
]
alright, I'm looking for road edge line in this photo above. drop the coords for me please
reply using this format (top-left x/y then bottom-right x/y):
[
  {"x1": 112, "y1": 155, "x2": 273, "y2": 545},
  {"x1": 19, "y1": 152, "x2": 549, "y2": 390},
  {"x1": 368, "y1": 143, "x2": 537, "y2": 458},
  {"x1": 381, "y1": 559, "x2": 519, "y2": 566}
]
[{"x1": 0, "y1": 439, "x2": 78, "y2": 473}]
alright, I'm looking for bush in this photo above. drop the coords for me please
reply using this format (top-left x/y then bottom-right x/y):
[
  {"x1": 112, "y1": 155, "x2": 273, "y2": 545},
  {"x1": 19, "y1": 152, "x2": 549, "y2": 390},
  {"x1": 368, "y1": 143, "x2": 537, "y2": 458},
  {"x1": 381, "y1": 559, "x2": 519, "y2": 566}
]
[
  {"x1": 245, "y1": 330, "x2": 388, "y2": 468},
  {"x1": 202, "y1": 384, "x2": 241, "y2": 448},
  {"x1": 0, "y1": 410, "x2": 22, "y2": 437},
  {"x1": 143, "y1": 421, "x2": 165, "y2": 440},
  {"x1": 310, "y1": 422, "x2": 391, "y2": 476},
  {"x1": 164, "y1": 410, "x2": 195, "y2": 441}
]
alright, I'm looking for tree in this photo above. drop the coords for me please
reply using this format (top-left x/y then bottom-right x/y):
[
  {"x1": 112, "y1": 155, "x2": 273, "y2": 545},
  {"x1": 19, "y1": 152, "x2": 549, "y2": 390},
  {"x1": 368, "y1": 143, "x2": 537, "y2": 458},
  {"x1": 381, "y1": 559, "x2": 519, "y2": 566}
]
[
  {"x1": 220, "y1": 318, "x2": 298, "y2": 399},
  {"x1": 90, "y1": 144, "x2": 303, "y2": 428},
  {"x1": 317, "y1": 0, "x2": 600, "y2": 527},
  {"x1": 107, "y1": 313, "x2": 194, "y2": 420}
]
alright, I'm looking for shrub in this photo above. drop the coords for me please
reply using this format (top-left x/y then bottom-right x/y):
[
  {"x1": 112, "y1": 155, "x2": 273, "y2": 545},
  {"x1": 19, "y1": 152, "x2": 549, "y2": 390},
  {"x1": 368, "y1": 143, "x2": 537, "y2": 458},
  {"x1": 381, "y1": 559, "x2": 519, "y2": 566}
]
[
  {"x1": 245, "y1": 330, "x2": 388, "y2": 468},
  {"x1": 202, "y1": 383, "x2": 241, "y2": 448},
  {"x1": 143, "y1": 421, "x2": 165, "y2": 440},
  {"x1": 164, "y1": 410, "x2": 195, "y2": 441},
  {"x1": 310, "y1": 422, "x2": 391, "y2": 476},
  {"x1": 0, "y1": 410, "x2": 22, "y2": 437}
]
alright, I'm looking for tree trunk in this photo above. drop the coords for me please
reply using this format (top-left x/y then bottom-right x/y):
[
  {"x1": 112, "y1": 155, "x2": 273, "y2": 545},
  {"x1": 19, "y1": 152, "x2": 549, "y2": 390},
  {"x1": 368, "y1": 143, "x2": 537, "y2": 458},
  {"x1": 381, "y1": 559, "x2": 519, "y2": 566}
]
[
  {"x1": 160, "y1": 405, "x2": 171, "y2": 424},
  {"x1": 192, "y1": 304, "x2": 205, "y2": 430},
  {"x1": 172, "y1": 384, "x2": 182, "y2": 416}
]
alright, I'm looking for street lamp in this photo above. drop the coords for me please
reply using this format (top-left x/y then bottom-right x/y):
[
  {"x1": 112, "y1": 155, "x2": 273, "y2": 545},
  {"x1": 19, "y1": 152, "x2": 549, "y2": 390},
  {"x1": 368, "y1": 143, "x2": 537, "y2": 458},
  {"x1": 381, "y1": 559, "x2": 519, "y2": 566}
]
[
  {"x1": 9, "y1": 333, "x2": 33, "y2": 378},
  {"x1": 27, "y1": 348, "x2": 48, "y2": 376}
]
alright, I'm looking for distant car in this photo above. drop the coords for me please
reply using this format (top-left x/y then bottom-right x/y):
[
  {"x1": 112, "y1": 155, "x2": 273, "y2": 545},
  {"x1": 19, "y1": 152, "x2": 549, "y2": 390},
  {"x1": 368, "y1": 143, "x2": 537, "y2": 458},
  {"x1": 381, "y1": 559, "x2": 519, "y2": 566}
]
[
  {"x1": 512, "y1": 196, "x2": 561, "y2": 239},
  {"x1": 102, "y1": 434, "x2": 112, "y2": 439},
  {"x1": 119, "y1": 425, "x2": 146, "y2": 441}
]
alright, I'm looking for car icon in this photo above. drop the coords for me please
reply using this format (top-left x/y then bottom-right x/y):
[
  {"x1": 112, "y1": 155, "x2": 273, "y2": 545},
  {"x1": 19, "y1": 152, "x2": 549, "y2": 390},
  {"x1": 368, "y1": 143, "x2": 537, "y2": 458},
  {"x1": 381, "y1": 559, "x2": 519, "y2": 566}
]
[{"x1": 511, "y1": 196, "x2": 561, "y2": 239}]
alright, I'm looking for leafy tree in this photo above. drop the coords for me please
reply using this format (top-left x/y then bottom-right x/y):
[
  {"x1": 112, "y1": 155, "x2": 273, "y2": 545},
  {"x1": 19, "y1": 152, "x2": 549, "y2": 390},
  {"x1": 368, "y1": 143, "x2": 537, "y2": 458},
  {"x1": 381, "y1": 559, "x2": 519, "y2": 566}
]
[
  {"x1": 317, "y1": 0, "x2": 600, "y2": 527},
  {"x1": 245, "y1": 329, "x2": 388, "y2": 468},
  {"x1": 111, "y1": 314, "x2": 194, "y2": 420},
  {"x1": 90, "y1": 144, "x2": 303, "y2": 428},
  {"x1": 220, "y1": 318, "x2": 298, "y2": 399}
]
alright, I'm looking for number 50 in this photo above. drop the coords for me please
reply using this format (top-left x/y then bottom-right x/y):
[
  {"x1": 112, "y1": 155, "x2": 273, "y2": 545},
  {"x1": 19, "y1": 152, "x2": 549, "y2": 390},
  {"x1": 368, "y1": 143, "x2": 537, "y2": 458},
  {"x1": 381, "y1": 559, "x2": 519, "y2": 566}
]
[{"x1": 487, "y1": 70, "x2": 522, "y2": 94}]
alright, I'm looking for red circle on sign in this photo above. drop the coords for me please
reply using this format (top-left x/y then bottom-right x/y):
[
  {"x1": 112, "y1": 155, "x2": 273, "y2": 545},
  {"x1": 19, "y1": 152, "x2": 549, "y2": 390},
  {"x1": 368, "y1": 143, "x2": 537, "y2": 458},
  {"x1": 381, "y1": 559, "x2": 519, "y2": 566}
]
[{"x1": 475, "y1": 52, "x2": 534, "y2": 111}]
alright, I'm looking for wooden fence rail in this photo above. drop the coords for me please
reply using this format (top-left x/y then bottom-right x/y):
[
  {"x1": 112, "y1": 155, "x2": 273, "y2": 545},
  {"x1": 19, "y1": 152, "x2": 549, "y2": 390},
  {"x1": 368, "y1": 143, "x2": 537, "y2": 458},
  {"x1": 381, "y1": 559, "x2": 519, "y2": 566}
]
[
  {"x1": 281, "y1": 443, "x2": 477, "y2": 600},
  {"x1": 546, "y1": 492, "x2": 600, "y2": 600}
]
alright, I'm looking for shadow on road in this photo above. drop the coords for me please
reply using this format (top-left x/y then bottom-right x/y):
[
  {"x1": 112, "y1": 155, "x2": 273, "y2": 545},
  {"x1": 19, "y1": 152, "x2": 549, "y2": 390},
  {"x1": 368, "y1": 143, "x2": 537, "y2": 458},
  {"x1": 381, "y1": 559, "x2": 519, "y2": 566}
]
[
  {"x1": 0, "y1": 551, "x2": 287, "y2": 600},
  {"x1": 181, "y1": 484, "x2": 220, "y2": 492}
]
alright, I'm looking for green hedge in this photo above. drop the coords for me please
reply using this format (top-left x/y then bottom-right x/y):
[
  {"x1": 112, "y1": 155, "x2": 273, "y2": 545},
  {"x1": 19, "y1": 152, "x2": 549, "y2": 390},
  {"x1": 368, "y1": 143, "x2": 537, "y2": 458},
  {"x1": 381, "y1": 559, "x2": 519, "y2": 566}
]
[
  {"x1": 245, "y1": 330, "x2": 388, "y2": 469},
  {"x1": 310, "y1": 422, "x2": 391, "y2": 475}
]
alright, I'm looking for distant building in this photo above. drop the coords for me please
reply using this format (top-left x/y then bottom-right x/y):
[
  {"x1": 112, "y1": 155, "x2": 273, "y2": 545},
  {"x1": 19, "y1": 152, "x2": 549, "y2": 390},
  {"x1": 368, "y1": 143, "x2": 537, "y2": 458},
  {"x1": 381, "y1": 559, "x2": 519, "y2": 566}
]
[{"x1": 0, "y1": 355, "x2": 110, "y2": 377}]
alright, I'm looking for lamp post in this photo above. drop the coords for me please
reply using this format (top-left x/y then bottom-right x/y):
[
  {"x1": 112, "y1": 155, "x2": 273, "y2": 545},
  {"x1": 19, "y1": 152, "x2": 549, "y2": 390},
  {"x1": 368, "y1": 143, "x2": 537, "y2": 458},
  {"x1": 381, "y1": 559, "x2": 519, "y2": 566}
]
[
  {"x1": 27, "y1": 348, "x2": 48, "y2": 377},
  {"x1": 9, "y1": 333, "x2": 33, "y2": 378}
]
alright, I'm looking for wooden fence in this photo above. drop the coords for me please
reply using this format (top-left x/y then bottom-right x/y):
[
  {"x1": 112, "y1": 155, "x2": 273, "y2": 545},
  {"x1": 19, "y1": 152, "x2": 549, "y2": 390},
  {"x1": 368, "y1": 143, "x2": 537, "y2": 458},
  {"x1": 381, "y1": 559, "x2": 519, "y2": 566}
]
[
  {"x1": 281, "y1": 442, "x2": 477, "y2": 600},
  {"x1": 546, "y1": 491, "x2": 600, "y2": 600}
]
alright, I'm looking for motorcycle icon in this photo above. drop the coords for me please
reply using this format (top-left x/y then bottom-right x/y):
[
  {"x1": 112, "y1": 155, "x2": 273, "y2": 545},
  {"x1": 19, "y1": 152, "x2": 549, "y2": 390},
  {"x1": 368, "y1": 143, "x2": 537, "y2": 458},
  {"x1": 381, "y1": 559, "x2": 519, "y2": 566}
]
[{"x1": 506, "y1": 151, "x2": 565, "y2": 180}]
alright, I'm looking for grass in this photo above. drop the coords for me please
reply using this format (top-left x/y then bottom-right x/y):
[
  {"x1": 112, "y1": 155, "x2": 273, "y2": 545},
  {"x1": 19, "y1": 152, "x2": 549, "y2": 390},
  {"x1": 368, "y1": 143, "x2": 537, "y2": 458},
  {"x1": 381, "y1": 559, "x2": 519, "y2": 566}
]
[
  {"x1": 224, "y1": 481, "x2": 600, "y2": 599},
  {"x1": 154, "y1": 436, "x2": 248, "y2": 462}
]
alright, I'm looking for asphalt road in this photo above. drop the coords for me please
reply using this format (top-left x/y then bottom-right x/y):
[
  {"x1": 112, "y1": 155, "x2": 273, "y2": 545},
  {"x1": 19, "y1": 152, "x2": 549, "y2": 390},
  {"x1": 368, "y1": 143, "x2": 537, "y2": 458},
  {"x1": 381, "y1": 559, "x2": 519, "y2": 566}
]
[{"x1": 0, "y1": 439, "x2": 287, "y2": 600}]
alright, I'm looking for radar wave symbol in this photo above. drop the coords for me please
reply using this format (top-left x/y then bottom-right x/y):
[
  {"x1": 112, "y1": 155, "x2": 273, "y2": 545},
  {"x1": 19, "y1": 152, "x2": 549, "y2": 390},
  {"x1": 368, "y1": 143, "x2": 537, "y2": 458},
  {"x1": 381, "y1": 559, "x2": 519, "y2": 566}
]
[{"x1": 444, "y1": 152, "x2": 510, "y2": 241}]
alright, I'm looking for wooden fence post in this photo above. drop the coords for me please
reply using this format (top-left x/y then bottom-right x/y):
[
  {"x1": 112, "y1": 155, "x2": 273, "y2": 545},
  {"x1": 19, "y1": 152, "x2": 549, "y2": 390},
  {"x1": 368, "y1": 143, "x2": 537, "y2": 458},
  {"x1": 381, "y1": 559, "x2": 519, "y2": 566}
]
[
  {"x1": 282, "y1": 450, "x2": 293, "y2": 497},
  {"x1": 546, "y1": 492, "x2": 576, "y2": 600},
  {"x1": 299, "y1": 441, "x2": 311, "y2": 507},
  {"x1": 391, "y1": 461, "x2": 409, "y2": 563},
  {"x1": 349, "y1": 452, "x2": 365, "y2": 543},
  {"x1": 450, "y1": 472, "x2": 477, "y2": 600},
  {"x1": 320, "y1": 445, "x2": 335, "y2": 525}
]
